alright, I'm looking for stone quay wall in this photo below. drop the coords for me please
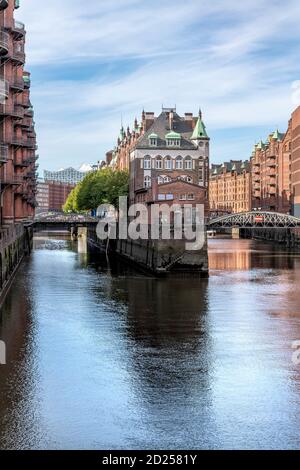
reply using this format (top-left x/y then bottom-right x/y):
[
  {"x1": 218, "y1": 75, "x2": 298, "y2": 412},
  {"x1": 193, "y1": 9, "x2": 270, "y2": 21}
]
[
  {"x1": 87, "y1": 225, "x2": 209, "y2": 277},
  {"x1": 0, "y1": 224, "x2": 33, "y2": 306}
]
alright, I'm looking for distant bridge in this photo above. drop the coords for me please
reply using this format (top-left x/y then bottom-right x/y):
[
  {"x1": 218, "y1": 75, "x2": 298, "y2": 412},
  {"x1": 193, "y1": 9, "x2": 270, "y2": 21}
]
[
  {"x1": 32, "y1": 213, "x2": 99, "y2": 232},
  {"x1": 208, "y1": 211, "x2": 300, "y2": 229}
]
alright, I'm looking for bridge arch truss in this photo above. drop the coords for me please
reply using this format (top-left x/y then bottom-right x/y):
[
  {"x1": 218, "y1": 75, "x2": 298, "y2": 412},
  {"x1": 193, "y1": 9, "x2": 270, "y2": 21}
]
[{"x1": 208, "y1": 211, "x2": 300, "y2": 229}]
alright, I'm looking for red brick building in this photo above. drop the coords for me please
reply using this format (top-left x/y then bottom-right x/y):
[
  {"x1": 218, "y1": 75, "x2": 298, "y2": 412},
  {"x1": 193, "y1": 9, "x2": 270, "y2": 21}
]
[
  {"x1": 36, "y1": 180, "x2": 75, "y2": 213},
  {"x1": 291, "y1": 106, "x2": 300, "y2": 217},
  {"x1": 210, "y1": 160, "x2": 251, "y2": 214},
  {"x1": 0, "y1": 0, "x2": 37, "y2": 224},
  {"x1": 110, "y1": 108, "x2": 210, "y2": 219},
  {"x1": 251, "y1": 129, "x2": 292, "y2": 214}
]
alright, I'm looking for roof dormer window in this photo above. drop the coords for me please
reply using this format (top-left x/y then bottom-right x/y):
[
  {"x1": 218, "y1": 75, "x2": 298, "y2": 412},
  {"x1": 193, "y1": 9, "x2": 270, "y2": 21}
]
[
  {"x1": 148, "y1": 133, "x2": 158, "y2": 147},
  {"x1": 165, "y1": 131, "x2": 181, "y2": 148}
]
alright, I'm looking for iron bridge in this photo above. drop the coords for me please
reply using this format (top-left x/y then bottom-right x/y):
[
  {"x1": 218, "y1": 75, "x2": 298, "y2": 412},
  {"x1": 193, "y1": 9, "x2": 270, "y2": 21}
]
[{"x1": 208, "y1": 211, "x2": 300, "y2": 229}]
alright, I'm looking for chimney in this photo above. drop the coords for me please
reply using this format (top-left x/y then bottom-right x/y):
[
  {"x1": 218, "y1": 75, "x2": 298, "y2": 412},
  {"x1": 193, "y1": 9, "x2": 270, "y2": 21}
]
[
  {"x1": 169, "y1": 110, "x2": 174, "y2": 130},
  {"x1": 145, "y1": 112, "x2": 155, "y2": 131}
]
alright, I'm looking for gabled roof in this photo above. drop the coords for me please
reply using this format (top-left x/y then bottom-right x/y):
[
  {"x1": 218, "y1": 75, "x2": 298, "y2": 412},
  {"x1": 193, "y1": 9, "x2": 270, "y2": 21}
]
[{"x1": 135, "y1": 111, "x2": 202, "y2": 150}]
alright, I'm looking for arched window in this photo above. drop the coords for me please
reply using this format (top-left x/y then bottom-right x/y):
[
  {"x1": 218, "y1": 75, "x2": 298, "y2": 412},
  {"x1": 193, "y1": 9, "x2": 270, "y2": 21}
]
[
  {"x1": 175, "y1": 156, "x2": 183, "y2": 170},
  {"x1": 158, "y1": 176, "x2": 164, "y2": 184},
  {"x1": 144, "y1": 156, "x2": 151, "y2": 170},
  {"x1": 186, "y1": 176, "x2": 193, "y2": 183},
  {"x1": 144, "y1": 176, "x2": 151, "y2": 188},
  {"x1": 165, "y1": 156, "x2": 172, "y2": 170},
  {"x1": 156, "y1": 156, "x2": 163, "y2": 170},
  {"x1": 185, "y1": 156, "x2": 192, "y2": 170}
]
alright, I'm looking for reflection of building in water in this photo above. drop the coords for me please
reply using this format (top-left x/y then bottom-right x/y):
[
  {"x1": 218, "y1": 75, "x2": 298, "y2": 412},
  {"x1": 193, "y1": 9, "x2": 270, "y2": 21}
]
[
  {"x1": 109, "y1": 277, "x2": 218, "y2": 445},
  {"x1": 208, "y1": 239, "x2": 296, "y2": 271},
  {"x1": 0, "y1": 261, "x2": 38, "y2": 448}
]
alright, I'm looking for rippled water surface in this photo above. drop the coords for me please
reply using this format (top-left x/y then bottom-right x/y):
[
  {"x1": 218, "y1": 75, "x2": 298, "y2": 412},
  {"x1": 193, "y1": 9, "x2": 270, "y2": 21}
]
[{"x1": 0, "y1": 233, "x2": 300, "y2": 450}]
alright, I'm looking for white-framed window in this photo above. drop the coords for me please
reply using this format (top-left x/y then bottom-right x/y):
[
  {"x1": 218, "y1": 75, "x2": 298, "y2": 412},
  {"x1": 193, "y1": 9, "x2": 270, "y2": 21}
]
[
  {"x1": 179, "y1": 194, "x2": 187, "y2": 201},
  {"x1": 167, "y1": 139, "x2": 181, "y2": 147},
  {"x1": 187, "y1": 194, "x2": 195, "y2": 200},
  {"x1": 144, "y1": 156, "x2": 151, "y2": 169},
  {"x1": 165, "y1": 157, "x2": 172, "y2": 170},
  {"x1": 144, "y1": 176, "x2": 151, "y2": 188},
  {"x1": 166, "y1": 194, "x2": 174, "y2": 200},
  {"x1": 156, "y1": 156, "x2": 163, "y2": 169},
  {"x1": 175, "y1": 156, "x2": 183, "y2": 169},
  {"x1": 185, "y1": 156, "x2": 192, "y2": 170},
  {"x1": 158, "y1": 176, "x2": 164, "y2": 184},
  {"x1": 164, "y1": 176, "x2": 171, "y2": 183},
  {"x1": 158, "y1": 194, "x2": 166, "y2": 200},
  {"x1": 149, "y1": 137, "x2": 157, "y2": 147},
  {"x1": 186, "y1": 176, "x2": 193, "y2": 183}
]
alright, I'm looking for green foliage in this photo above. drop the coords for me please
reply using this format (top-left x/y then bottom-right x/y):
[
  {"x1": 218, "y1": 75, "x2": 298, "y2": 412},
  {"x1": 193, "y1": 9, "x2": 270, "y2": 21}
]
[{"x1": 63, "y1": 169, "x2": 129, "y2": 213}]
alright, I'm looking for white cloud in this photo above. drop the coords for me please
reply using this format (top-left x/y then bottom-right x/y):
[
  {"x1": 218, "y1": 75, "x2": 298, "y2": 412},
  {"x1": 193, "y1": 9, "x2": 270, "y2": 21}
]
[{"x1": 15, "y1": 0, "x2": 300, "y2": 169}]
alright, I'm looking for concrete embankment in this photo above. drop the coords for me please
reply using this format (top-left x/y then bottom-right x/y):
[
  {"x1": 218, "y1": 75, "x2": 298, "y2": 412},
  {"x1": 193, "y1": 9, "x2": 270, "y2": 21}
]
[{"x1": 87, "y1": 225, "x2": 209, "y2": 277}]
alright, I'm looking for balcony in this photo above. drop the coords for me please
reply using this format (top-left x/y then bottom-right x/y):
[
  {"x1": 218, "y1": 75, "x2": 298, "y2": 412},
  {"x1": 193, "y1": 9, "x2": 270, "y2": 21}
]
[
  {"x1": 0, "y1": 103, "x2": 24, "y2": 119},
  {"x1": 11, "y1": 135, "x2": 25, "y2": 147},
  {"x1": 0, "y1": 79, "x2": 9, "y2": 102},
  {"x1": 23, "y1": 75, "x2": 31, "y2": 89},
  {"x1": 24, "y1": 107, "x2": 34, "y2": 117},
  {"x1": 0, "y1": 144, "x2": 8, "y2": 163},
  {"x1": 11, "y1": 77, "x2": 24, "y2": 92},
  {"x1": 25, "y1": 138, "x2": 37, "y2": 149},
  {"x1": 13, "y1": 104, "x2": 25, "y2": 119},
  {"x1": 11, "y1": 46, "x2": 25, "y2": 65},
  {"x1": 0, "y1": 1, "x2": 8, "y2": 11},
  {"x1": 12, "y1": 20, "x2": 25, "y2": 39},
  {"x1": 2, "y1": 175, "x2": 24, "y2": 186},
  {"x1": 20, "y1": 116, "x2": 31, "y2": 128},
  {"x1": 0, "y1": 29, "x2": 9, "y2": 56},
  {"x1": 14, "y1": 159, "x2": 29, "y2": 168},
  {"x1": 25, "y1": 171, "x2": 36, "y2": 179}
]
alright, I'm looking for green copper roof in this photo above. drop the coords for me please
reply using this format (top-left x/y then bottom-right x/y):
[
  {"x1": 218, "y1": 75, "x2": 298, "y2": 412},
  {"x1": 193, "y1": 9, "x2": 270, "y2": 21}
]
[
  {"x1": 272, "y1": 129, "x2": 284, "y2": 141},
  {"x1": 148, "y1": 133, "x2": 158, "y2": 139},
  {"x1": 119, "y1": 126, "x2": 125, "y2": 140},
  {"x1": 191, "y1": 112, "x2": 208, "y2": 139},
  {"x1": 165, "y1": 131, "x2": 181, "y2": 139},
  {"x1": 256, "y1": 140, "x2": 265, "y2": 150}
]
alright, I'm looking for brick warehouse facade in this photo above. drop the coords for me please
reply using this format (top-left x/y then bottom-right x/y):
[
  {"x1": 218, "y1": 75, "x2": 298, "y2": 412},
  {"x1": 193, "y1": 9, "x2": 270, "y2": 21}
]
[
  {"x1": 0, "y1": 0, "x2": 37, "y2": 224},
  {"x1": 36, "y1": 180, "x2": 75, "y2": 213},
  {"x1": 209, "y1": 125, "x2": 293, "y2": 216},
  {"x1": 209, "y1": 160, "x2": 251, "y2": 214},
  {"x1": 250, "y1": 129, "x2": 292, "y2": 214},
  {"x1": 110, "y1": 108, "x2": 210, "y2": 219},
  {"x1": 291, "y1": 106, "x2": 300, "y2": 217}
]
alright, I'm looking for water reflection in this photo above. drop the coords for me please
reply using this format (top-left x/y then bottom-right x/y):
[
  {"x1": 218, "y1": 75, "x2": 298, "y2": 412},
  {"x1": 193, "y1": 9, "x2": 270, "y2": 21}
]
[{"x1": 0, "y1": 233, "x2": 299, "y2": 449}]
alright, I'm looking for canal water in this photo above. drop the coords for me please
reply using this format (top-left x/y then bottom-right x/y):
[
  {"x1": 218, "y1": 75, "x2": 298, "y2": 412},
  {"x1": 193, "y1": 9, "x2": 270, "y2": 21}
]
[{"x1": 0, "y1": 233, "x2": 300, "y2": 450}]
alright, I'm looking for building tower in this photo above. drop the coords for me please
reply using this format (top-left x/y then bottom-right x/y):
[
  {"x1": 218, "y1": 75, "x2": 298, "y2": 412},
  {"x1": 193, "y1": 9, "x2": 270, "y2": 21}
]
[{"x1": 0, "y1": 0, "x2": 37, "y2": 225}]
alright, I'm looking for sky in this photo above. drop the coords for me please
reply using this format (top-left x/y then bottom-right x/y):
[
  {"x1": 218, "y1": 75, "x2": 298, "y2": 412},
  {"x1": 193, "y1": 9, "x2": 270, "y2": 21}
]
[{"x1": 15, "y1": 0, "x2": 300, "y2": 173}]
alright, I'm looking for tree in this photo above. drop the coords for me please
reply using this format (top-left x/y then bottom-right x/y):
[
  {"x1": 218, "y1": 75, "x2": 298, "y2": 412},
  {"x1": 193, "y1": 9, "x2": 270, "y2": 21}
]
[{"x1": 63, "y1": 169, "x2": 129, "y2": 213}]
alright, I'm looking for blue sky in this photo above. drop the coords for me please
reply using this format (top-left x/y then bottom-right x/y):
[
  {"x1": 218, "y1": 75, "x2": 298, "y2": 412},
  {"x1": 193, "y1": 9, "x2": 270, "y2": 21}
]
[{"x1": 16, "y1": 0, "x2": 300, "y2": 173}]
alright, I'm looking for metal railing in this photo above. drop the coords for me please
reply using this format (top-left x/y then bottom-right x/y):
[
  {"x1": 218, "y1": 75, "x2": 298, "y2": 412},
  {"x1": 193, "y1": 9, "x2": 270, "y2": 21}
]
[
  {"x1": 0, "y1": 144, "x2": 8, "y2": 163},
  {"x1": 12, "y1": 46, "x2": 25, "y2": 64},
  {"x1": 0, "y1": 79, "x2": 9, "y2": 102},
  {"x1": 11, "y1": 77, "x2": 25, "y2": 91},
  {"x1": 0, "y1": 29, "x2": 9, "y2": 53}
]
